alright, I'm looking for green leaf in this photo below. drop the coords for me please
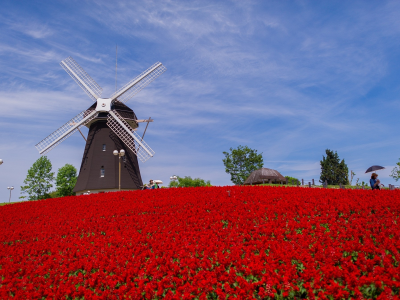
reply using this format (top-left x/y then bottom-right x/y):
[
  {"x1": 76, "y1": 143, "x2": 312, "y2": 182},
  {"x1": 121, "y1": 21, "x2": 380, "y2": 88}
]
[
  {"x1": 319, "y1": 149, "x2": 349, "y2": 185},
  {"x1": 222, "y1": 145, "x2": 263, "y2": 185},
  {"x1": 55, "y1": 164, "x2": 78, "y2": 197},
  {"x1": 168, "y1": 175, "x2": 211, "y2": 187},
  {"x1": 20, "y1": 156, "x2": 55, "y2": 200}
]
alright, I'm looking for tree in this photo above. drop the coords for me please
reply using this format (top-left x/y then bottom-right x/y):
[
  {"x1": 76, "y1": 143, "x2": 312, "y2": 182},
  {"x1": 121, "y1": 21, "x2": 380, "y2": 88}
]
[
  {"x1": 169, "y1": 176, "x2": 211, "y2": 188},
  {"x1": 390, "y1": 159, "x2": 400, "y2": 181},
  {"x1": 48, "y1": 191, "x2": 58, "y2": 198},
  {"x1": 222, "y1": 145, "x2": 263, "y2": 185},
  {"x1": 285, "y1": 176, "x2": 300, "y2": 185},
  {"x1": 20, "y1": 156, "x2": 55, "y2": 200},
  {"x1": 319, "y1": 149, "x2": 349, "y2": 185},
  {"x1": 56, "y1": 164, "x2": 78, "y2": 197},
  {"x1": 349, "y1": 170, "x2": 356, "y2": 185}
]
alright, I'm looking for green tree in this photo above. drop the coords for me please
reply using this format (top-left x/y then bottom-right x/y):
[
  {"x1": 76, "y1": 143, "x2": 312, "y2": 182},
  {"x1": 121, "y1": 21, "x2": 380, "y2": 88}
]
[
  {"x1": 390, "y1": 159, "x2": 400, "y2": 181},
  {"x1": 48, "y1": 191, "x2": 58, "y2": 198},
  {"x1": 285, "y1": 176, "x2": 300, "y2": 185},
  {"x1": 169, "y1": 176, "x2": 211, "y2": 188},
  {"x1": 56, "y1": 164, "x2": 78, "y2": 197},
  {"x1": 320, "y1": 149, "x2": 349, "y2": 185},
  {"x1": 20, "y1": 156, "x2": 55, "y2": 200},
  {"x1": 222, "y1": 145, "x2": 263, "y2": 185}
]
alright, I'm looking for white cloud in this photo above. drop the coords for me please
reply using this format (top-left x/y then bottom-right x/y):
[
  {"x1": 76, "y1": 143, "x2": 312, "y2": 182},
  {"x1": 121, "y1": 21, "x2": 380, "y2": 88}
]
[
  {"x1": 5, "y1": 18, "x2": 54, "y2": 39},
  {"x1": 0, "y1": 90, "x2": 92, "y2": 119}
]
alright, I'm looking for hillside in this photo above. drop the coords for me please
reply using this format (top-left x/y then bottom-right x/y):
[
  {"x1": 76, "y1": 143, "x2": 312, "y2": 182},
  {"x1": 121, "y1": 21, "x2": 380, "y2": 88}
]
[{"x1": 1, "y1": 186, "x2": 400, "y2": 299}]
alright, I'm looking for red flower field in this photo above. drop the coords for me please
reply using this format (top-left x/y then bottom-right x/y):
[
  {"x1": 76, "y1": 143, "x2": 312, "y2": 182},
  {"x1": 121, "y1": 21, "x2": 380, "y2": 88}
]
[{"x1": 1, "y1": 186, "x2": 400, "y2": 299}]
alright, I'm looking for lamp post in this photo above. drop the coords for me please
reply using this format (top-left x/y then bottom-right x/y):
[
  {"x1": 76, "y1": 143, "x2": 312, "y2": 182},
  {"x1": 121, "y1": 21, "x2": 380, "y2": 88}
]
[
  {"x1": 7, "y1": 186, "x2": 14, "y2": 203},
  {"x1": 0, "y1": 159, "x2": 3, "y2": 165},
  {"x1": 113, "y1": 149, "x2": 125, "y2": 191},
  {"x1": 170, "y1": 175, "x2": 177, "y2": 187}
]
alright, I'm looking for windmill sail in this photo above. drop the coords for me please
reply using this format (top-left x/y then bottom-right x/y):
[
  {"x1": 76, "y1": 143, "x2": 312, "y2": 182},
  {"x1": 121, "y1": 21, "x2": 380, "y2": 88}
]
[
  {"x1": 107, "y1": 110, "x2": 155, "y2": 162},
  {"x1": 60, "y1": 57, "x2": 103, "y2": 101},
  {"x1": 110, "y1": 62, "x2": 166, "y2": 103},
  {"x1": 35, "y1": 110, "x2": 98, "y2": 155},
  {"x1": 36, "y1": 56, "x2": 164, "y2": 166}
]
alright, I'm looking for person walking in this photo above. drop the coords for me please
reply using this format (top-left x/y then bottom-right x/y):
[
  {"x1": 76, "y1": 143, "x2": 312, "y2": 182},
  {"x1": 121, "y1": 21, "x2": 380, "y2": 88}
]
[{"x1": 370, "y1": 173, "x2": 381, "y2": 190}]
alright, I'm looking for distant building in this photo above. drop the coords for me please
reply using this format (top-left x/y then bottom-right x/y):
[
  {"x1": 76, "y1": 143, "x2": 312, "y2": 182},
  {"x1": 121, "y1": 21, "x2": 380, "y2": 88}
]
[{"x1": 244, "y1": 168, "x2": 287, "y2": 185}]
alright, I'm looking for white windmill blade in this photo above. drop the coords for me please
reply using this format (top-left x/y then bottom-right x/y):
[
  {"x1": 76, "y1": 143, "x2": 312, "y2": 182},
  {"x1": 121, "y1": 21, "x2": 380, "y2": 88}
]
[
  {"x1": 35, "y1": 110, "x2": 98, "y2": 155},
  {"x1": 107, "y1": 110, "x2": 155, "y2": 162},
  {"x1": 110, "y1": 62, "x2": 166, "y2": 103},
  {"x1": 60, "y1": 56, "x2": 103, "y2": 101}
]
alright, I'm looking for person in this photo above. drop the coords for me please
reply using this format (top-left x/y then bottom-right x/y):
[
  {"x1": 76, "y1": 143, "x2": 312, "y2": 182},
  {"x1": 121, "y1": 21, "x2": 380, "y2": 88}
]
[
  {"x1": 370, "y1": 173, "x2": 380, "y2": 190},
  {"x1": 150, "y1": 179, "x2": 159, "y2": 189}
]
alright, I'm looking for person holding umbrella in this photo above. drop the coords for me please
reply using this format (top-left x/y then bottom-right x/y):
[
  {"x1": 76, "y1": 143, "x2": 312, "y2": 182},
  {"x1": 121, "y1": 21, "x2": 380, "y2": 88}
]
[
  {"x1": 365, "y1": 165, "x2": 385, "y2": 190},
  {"x1": 370, "y1": 173, "x2": 381, "y2": 190}
]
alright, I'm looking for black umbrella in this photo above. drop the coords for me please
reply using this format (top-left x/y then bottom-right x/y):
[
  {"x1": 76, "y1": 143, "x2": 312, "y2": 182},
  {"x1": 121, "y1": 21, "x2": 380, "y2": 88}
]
[{"x1": 365, "y1": 165, "x2": 385, "y2": 173}]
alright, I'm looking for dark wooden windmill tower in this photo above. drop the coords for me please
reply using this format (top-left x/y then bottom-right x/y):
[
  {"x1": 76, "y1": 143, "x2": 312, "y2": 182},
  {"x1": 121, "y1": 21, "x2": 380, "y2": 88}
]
[{"x1": 35, "y1": 57, "x2": 166, "y2": 195}]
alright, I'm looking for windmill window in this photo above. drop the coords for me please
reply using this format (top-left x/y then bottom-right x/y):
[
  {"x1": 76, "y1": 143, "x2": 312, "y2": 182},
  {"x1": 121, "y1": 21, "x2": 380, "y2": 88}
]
[
  {"x1": 102, "y1": 144, "x2": 106, "y2": 151},
  {"x1": 123, "y1": 156, "x2": 126, "y2": 163},
  {"x1": 100, "y1": 166, "x2": 105, "y2": 177}
]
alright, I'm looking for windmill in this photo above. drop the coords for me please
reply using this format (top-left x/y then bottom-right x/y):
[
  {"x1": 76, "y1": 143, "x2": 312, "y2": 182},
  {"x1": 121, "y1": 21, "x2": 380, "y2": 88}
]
[{"x1": 35, "y1": 57, "x2": 166, "y2": 195}]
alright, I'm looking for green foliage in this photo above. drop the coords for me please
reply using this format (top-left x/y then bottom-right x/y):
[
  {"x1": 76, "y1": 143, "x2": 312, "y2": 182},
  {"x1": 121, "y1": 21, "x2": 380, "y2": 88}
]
[
  {"x1": 20, "y1": 156, "x2": 54, "y2": 200},
  {"x1": 319, "y1": 149, "x2": 349, "y2": 185},
  {"x1": 390, "y1": 159, "x2": 400, "y2": 182},
  {"x1": 169, "y1": 176, "x2": 211, "y2": 187},
  {"x1": 56, "y1": 164, "x2": 77, "y2": 197},
  {"x1": 285, "y1": 176, "x2": 300, "y2": 185},
  {"x1": 48, "y1": 191, "x2": 58, "y2": 198},
  {"x1": 357, "y1": 181, "x2": 369, "y2": 188},
  {"x1": 222, "y1": 145, "x2": 263, "y2": 185}
]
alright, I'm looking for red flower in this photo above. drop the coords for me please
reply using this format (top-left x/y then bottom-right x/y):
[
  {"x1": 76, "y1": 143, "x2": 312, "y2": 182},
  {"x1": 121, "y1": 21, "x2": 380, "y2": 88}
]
[{"x1": 0, "y1": 186, "x2": 399, "y2": 298}]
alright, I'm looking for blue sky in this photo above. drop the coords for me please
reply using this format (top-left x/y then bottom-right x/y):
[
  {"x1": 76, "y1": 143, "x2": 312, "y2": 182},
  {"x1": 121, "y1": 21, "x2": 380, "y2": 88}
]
[{"x1": 1, "y1": 0, "x2": 400, "y2": 201}]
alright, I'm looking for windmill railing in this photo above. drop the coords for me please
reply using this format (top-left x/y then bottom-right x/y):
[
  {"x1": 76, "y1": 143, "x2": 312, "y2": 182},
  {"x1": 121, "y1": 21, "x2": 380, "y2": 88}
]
[{"x1": 284, "y1": 178, "x2": 316, "y2": 187}]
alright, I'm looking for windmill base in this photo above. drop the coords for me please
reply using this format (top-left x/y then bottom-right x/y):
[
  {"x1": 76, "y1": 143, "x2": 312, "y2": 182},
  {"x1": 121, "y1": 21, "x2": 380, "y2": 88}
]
[{"x1": 73, "y1": 120, "x2": 143, "y2": 194}]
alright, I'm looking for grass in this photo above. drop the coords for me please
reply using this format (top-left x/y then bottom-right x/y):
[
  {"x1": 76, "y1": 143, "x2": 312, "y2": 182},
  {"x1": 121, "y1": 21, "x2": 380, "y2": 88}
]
[{"x1": 0, "y1": 201, "x2": 24, "y2": 206}]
